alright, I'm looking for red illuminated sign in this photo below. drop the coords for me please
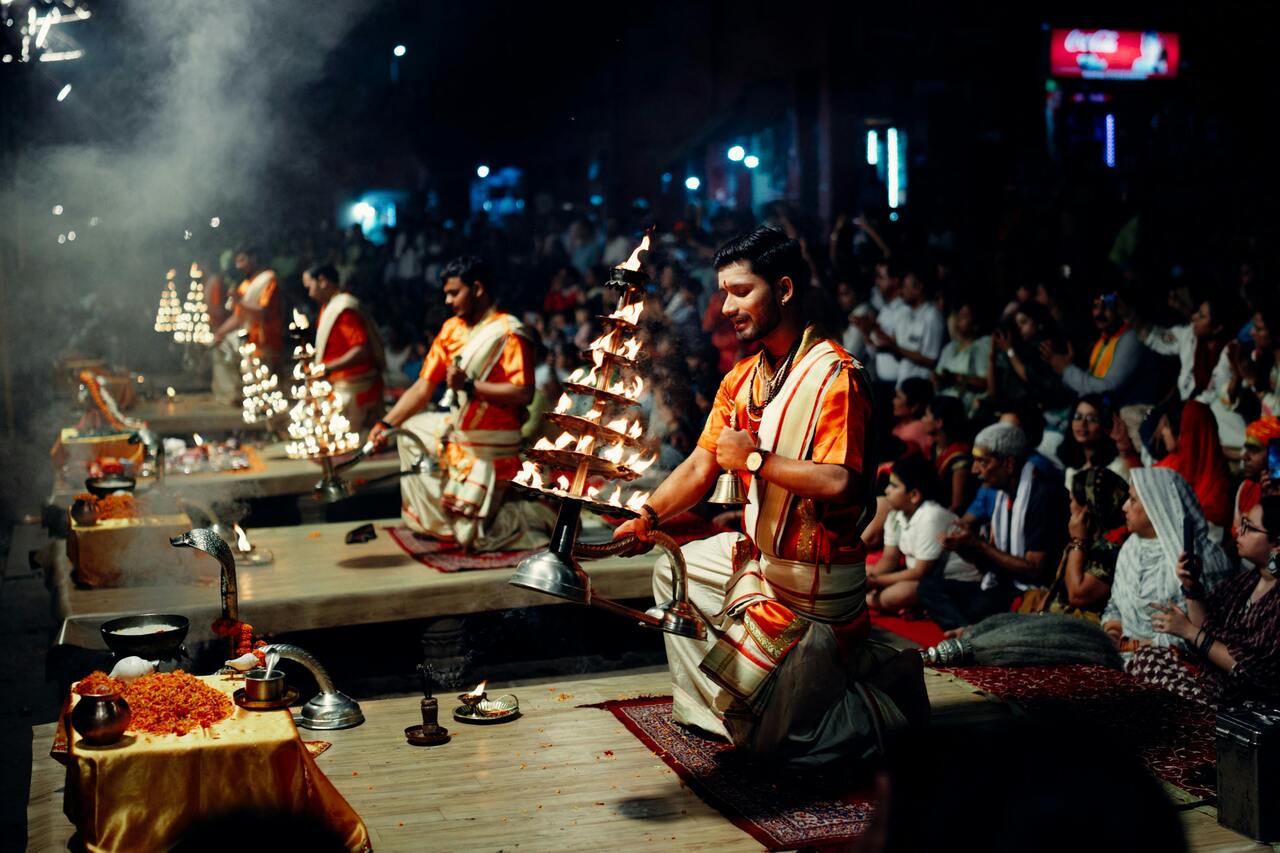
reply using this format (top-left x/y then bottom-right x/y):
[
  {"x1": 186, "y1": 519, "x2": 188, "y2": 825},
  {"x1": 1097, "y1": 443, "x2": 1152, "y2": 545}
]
[{"x1": 1050, "y1": 29, "x2": 1179, "y2": 80}]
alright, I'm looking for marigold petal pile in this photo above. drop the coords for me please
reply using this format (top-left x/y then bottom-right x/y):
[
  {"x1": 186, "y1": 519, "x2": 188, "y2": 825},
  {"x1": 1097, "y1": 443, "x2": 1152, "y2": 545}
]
[{"x1": 122, "y1": 670, "x2": 233, "y2": 735}]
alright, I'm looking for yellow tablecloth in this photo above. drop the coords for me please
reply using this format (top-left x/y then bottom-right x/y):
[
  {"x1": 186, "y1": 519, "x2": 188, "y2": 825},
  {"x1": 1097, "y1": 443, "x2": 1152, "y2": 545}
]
[{"x1": 59, "y1": 675, "x2": 370, "y2": 852}]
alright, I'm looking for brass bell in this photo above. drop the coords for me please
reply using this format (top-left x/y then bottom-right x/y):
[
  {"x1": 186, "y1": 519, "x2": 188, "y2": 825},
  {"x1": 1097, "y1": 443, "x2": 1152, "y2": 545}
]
[
  {"x1": 708, "y1": 409, "x2": 748, "y2": 506},
  {"x1": 709, "y1": 470, "x2": 748, "y2": 506}
]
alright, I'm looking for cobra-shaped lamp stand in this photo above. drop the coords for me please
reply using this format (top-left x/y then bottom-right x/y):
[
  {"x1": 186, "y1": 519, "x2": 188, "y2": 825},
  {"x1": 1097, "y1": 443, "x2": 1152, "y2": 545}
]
[
  {"x1": 261, "y1": 643, "x2": 365, "y2": 730},
  {"x1": 168, "y1": 528, "x2": 238, "y2": 658}
]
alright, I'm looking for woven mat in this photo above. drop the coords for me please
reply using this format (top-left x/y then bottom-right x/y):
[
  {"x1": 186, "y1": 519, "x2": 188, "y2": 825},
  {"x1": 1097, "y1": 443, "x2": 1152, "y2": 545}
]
[
  {"x1": 584, "y1": 696, "x2": 876, "y2": 850},
  {"x1": 935, "y1": 664, "x2": 1218, "y2": 801},
  {"x1": 385, "y1": 511, "x2": 729, "y2": 573}
]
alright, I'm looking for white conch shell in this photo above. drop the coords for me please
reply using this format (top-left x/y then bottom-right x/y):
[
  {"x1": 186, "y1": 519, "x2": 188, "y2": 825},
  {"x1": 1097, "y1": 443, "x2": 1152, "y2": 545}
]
[
  {"x1": 108, "y1": 656, "x2": 157, "y2": 683},
  {"x1": 224, "y1": 653, "x2": 259, "y2": 672}
]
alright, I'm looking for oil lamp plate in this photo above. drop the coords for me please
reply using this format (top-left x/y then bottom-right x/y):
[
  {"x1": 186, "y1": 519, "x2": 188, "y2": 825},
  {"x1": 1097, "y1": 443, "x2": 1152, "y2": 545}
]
[
  {"x1": 562, "y1": 382, "x2": 640, "y2": 408},
  {"x1": 597, "y1": 315, "x2": 639, "y2": 333},
  {"x1": 524, "y1": 448, "x2": 642, "y2": 482},
  {"x1": 453, "y1": 694, "x2": 520, "y2": 724},
  {"x1": 542, "y1": 413, "x2": 645, "y2": 449},
  {"x1": 508, "y1": 482, "x2": 641, "y2": 518}
]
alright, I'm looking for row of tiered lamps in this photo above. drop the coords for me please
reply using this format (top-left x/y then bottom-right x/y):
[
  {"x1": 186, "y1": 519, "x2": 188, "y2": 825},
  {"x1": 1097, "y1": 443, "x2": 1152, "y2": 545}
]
[{"x1": 154, "y1": 264, "x2": 213, "y2": 345}]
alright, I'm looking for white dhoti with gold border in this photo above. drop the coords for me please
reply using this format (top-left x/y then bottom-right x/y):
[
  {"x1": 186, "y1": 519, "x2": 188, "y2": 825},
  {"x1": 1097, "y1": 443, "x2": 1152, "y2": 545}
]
[
  {"x1": 654, "y1": 532, "x2": 904, "y2": 767},
  {"x1": 398, "y1": 410, "x2": 553, "y2": 552}
]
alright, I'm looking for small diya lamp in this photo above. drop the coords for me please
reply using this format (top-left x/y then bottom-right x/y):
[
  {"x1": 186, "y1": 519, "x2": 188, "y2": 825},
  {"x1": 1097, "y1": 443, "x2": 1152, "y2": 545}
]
[
  {"x1": 453, "y1": 679, "x2": 520, "y2": 724},
  {"x1": 232, "y1": 523, "x2": 273, "y2": 567},
  {"x1": 457, "y1": 680, "x2": 488, "y2": 716}
]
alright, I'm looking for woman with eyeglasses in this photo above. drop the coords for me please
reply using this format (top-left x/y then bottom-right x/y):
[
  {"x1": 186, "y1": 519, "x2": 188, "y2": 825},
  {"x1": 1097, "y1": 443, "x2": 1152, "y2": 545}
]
[
  {"x1": 1146, "y1": 496, "x2": 1280, "y2": 706},
  {"x1": 1057, "y1": 394, "x2": 1139, "y2": 493}
]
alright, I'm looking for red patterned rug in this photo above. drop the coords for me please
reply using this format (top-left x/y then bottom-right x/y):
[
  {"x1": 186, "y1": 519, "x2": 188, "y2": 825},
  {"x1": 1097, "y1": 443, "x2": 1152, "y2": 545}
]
[
  {"x1": 587, "y1": 696, "x2": 877, "y2": 850},
  {"x1": 937, "y1": 664, "x2": 1218, "y2": 800},
  {"x1": 386, "y1": 512, "x2": 729, "y2": 573}
]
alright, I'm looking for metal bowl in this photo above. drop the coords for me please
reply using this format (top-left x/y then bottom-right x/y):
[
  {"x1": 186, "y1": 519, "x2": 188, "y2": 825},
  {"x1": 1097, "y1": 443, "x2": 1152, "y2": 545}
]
[
  {"x1": 100, "y1": 614, "x2": 189, "y2": 659},
  {"x1": 85, "y1": 476, "x2": 137, "y2": 498}
]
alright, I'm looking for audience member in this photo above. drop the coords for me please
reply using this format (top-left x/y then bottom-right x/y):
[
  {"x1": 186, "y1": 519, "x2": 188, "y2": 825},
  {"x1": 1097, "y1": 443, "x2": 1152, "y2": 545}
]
[
  {"x1": 1153, "y1": 400, "x2": 1233, "y2": 537},
  {"x1": 1147, "y1": 496, "x2": 1280, "y2": 706},
  {"x1": 921, "y1": 395, "x2": 974, "y2": 514},
  {"x1": 867, "y1": 456, "x2": 981, "y2": 615}
]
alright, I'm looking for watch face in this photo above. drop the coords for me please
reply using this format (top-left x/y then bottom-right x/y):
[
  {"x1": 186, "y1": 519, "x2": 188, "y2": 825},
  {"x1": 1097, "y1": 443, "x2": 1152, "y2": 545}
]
[{"x1": 747, "y1": 451, "x2": 764, "y2": 473}]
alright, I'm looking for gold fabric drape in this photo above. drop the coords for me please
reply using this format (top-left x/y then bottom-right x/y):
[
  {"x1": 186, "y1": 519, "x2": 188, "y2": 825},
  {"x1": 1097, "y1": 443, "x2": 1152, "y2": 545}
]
[{"x1": 59, "y1": 675, "x2": 370, "y2": 852}]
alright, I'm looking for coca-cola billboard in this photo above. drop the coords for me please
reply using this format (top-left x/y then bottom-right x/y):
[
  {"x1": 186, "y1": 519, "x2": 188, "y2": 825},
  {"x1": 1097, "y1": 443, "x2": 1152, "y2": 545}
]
[{"x1": 1050, "y1": 29, "x2": 1180, "y2": 80}]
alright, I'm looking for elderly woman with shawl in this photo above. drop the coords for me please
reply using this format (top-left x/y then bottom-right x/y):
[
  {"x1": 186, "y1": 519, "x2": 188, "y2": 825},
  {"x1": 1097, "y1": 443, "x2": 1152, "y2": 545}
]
[
  {"x1": 922, "y1": 468, "x2": 1131, "y2": 667},
  {"x1": 1101, "y1": 468, "x2": 1235, "y2": 661}
]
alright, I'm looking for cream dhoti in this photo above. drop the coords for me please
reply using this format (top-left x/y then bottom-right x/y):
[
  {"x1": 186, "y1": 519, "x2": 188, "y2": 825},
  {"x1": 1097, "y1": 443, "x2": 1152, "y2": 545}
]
[
  {"x1": 398, "y1": 411, "x2": 553, "y2": 552},
  {"x1": 654, "y1": 533, "x2": 903, "y2": 766}
]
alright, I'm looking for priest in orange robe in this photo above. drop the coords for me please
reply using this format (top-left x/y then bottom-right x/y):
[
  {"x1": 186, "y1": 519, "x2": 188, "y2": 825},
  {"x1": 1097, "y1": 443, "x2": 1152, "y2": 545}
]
[
  {"x1": 615, "y1": 226, "x2": 928, "y2": 767},
  {"x1": 369, "y1": 256, "x2": 553, "y2": 552},
  {"x1": 211, "y1": 247, "x2": 284, "y2": 370},
  {"x1": 302, "y1": 263, "x2": 386, "y2": 434}
]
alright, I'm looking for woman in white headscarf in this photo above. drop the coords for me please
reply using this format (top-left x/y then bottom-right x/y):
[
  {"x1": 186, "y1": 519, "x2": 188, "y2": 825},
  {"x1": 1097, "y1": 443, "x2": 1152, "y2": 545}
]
[{"x1": 1101, "y1": 467, "x2": 1235, "y2": 662}]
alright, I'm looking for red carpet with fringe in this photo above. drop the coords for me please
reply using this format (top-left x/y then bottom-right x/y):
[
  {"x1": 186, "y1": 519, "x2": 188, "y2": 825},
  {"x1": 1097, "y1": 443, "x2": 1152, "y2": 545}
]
[
  {"x1": 583, "y1": 696, "x2": 876, "y2": 850},
  {"x1": 937, "y1": 664, "x2": 1218, "y2": 799}
]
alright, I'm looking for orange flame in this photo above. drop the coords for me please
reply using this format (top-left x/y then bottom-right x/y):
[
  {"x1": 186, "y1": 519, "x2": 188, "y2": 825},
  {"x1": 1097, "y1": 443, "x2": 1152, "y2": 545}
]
[
  {"x1": 553, "y1": 432, "x2": 575, "y2": 450},
  {"x1": 466, "y1": 681, "x2": 487, "y2": 697},
  {"x1": 189, "y1": 262, "x2": 203, "y2": 278},
  {"x1": 555, "y1": 394, "x2": 573, "y2": 414},
  {"x1": 620, "y1": 234, "x2": 650, "y2": 271}
]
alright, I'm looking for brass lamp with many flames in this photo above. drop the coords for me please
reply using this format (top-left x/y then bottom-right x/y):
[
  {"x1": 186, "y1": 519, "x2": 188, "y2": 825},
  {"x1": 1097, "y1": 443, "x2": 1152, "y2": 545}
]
[{"x1": 508, "y1": 234, "x2": 705, "y2": 640}]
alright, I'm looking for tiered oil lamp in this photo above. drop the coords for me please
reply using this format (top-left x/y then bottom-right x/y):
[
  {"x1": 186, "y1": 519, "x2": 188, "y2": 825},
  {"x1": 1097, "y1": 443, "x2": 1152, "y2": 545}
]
[
  {"x1": 154, "y1": 269, "x2": 180, "y2": 334},
  {"x1": 509, "y1": 233, "x2": 705, "y2": 640}
]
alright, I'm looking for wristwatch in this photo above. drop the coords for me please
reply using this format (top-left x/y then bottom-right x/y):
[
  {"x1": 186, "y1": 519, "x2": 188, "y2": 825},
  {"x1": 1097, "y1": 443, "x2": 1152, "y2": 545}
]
[{"x1": 746, "y1": 449, "x2": 768, "y2": 474}]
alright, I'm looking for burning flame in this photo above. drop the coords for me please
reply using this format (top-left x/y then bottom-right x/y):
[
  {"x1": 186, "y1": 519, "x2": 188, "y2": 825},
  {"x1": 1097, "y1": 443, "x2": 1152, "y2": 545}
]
[
  {"x1": 166, "y1": 269, "x2": 176, "y2": 280},
  {"x1": 619, "y1": 336, "x2": 642, "y2": 360},
  {"x1": 555, "y1": 394, "x2": 572, "y2": 414},
  {"x1": 628, "y1": 420, "x2": 643, "y2": 439},
  {"x1": 600, "y1": 442, "x2": 624, "y2": 464},
  {"x1": 292, "y1": 308, "x2": 310, "y2": 330},
  {"x1": 534, "y1": 437, "x2": 554, "y2": 451},
  {"x1": 582, "y1": 405, "x2": 603, "y2": 422},
  {"x1": 192, "y1": 433, "x2": 204, "y2": 446},
  {"x1": 556, "y1": 474, "x2": 570, "y2": 491},
  {"x1": 189, "y1": 262, "x2": 202, "y2": 278},
  {"x1": 466, "y1": 681, "x2": 487, "y2": 697},
  {"x1": 233, "y1": 523, "x2": 252, "y2": 552},
  {"x1": 604, "y1": 416, "x2": 628, "y2": 434},
  {"x1": 166, "y1": 387, "x2": 176, "y2": 398},
  {"x1": 625, "y1": 491, "x2": 651, "y2": 512},
  {"x1": 553, "y1": 432, "x2": 574, "y2": 450},
  {"x1": 620, "y1": 234, "x2": 650, "y2": 271},
  {"x1": 608, "y1": 300, "x2": 644, "y2": 326}
]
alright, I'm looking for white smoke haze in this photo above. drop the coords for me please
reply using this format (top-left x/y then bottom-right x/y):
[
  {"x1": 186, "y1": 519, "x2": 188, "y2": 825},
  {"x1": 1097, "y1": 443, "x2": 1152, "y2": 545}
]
[{"x1": 0, "y1": 0, "x2": 369, "y2": 517}]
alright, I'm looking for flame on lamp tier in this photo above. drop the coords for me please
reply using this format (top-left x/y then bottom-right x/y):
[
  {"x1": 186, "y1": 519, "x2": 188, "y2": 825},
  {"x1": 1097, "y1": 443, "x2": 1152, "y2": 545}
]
[
  {"x1": 239, "y1": 341, "x2": 289, "y2": 423},
  {"x1": 620, "y1": 233, "x2": 650, "y2": 272}
]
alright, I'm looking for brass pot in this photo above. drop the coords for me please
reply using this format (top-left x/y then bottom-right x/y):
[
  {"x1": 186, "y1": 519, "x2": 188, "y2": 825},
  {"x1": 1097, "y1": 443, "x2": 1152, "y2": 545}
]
[
  {"x1": 70, "y1": 499, "x2": 98, "y2": 526},
  {"x1": 70, "y1": 690, "x2": 131, "y2": 746}
]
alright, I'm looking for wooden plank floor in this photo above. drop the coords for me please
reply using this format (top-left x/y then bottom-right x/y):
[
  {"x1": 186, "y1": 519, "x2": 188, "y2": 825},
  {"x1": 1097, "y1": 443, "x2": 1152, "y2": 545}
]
[
  {"x1": 26, "y1": 666, "x2": 1264, "y2": 852},
  {"x1": 50, "y1": 516, "x2": 656, "y2": 649}
]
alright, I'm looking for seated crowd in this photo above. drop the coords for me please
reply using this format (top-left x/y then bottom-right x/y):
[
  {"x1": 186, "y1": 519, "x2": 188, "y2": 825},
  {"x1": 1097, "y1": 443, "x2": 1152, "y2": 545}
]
[{"x1": 206, "y1": 200, "x2": 1280, "y2": 709}]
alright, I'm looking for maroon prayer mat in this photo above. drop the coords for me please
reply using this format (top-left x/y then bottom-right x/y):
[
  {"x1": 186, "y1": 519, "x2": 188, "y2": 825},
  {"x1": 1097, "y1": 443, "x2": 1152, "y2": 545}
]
[
  {"x1": 384, "y1": 527, "x2": 541, "y2": 572},
  {"x1": 585, "y1": 696, "x2": 877, "y2": 850},
  {"x1": 937, "y1": 664, "x2": 1218, "y2": 800}
]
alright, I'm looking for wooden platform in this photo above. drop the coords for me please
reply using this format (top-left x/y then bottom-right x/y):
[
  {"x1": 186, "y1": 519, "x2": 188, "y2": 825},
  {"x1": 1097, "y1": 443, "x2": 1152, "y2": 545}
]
[
  {"x1": 129, "y1": 391, "x2": 265, "y2": 436},
  {"x1": 25, "y1": 666, "x2": 1264, "y2": 852},
  {"x1": 50, "y1": 516, "x2": 655, "y2": 650}
]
